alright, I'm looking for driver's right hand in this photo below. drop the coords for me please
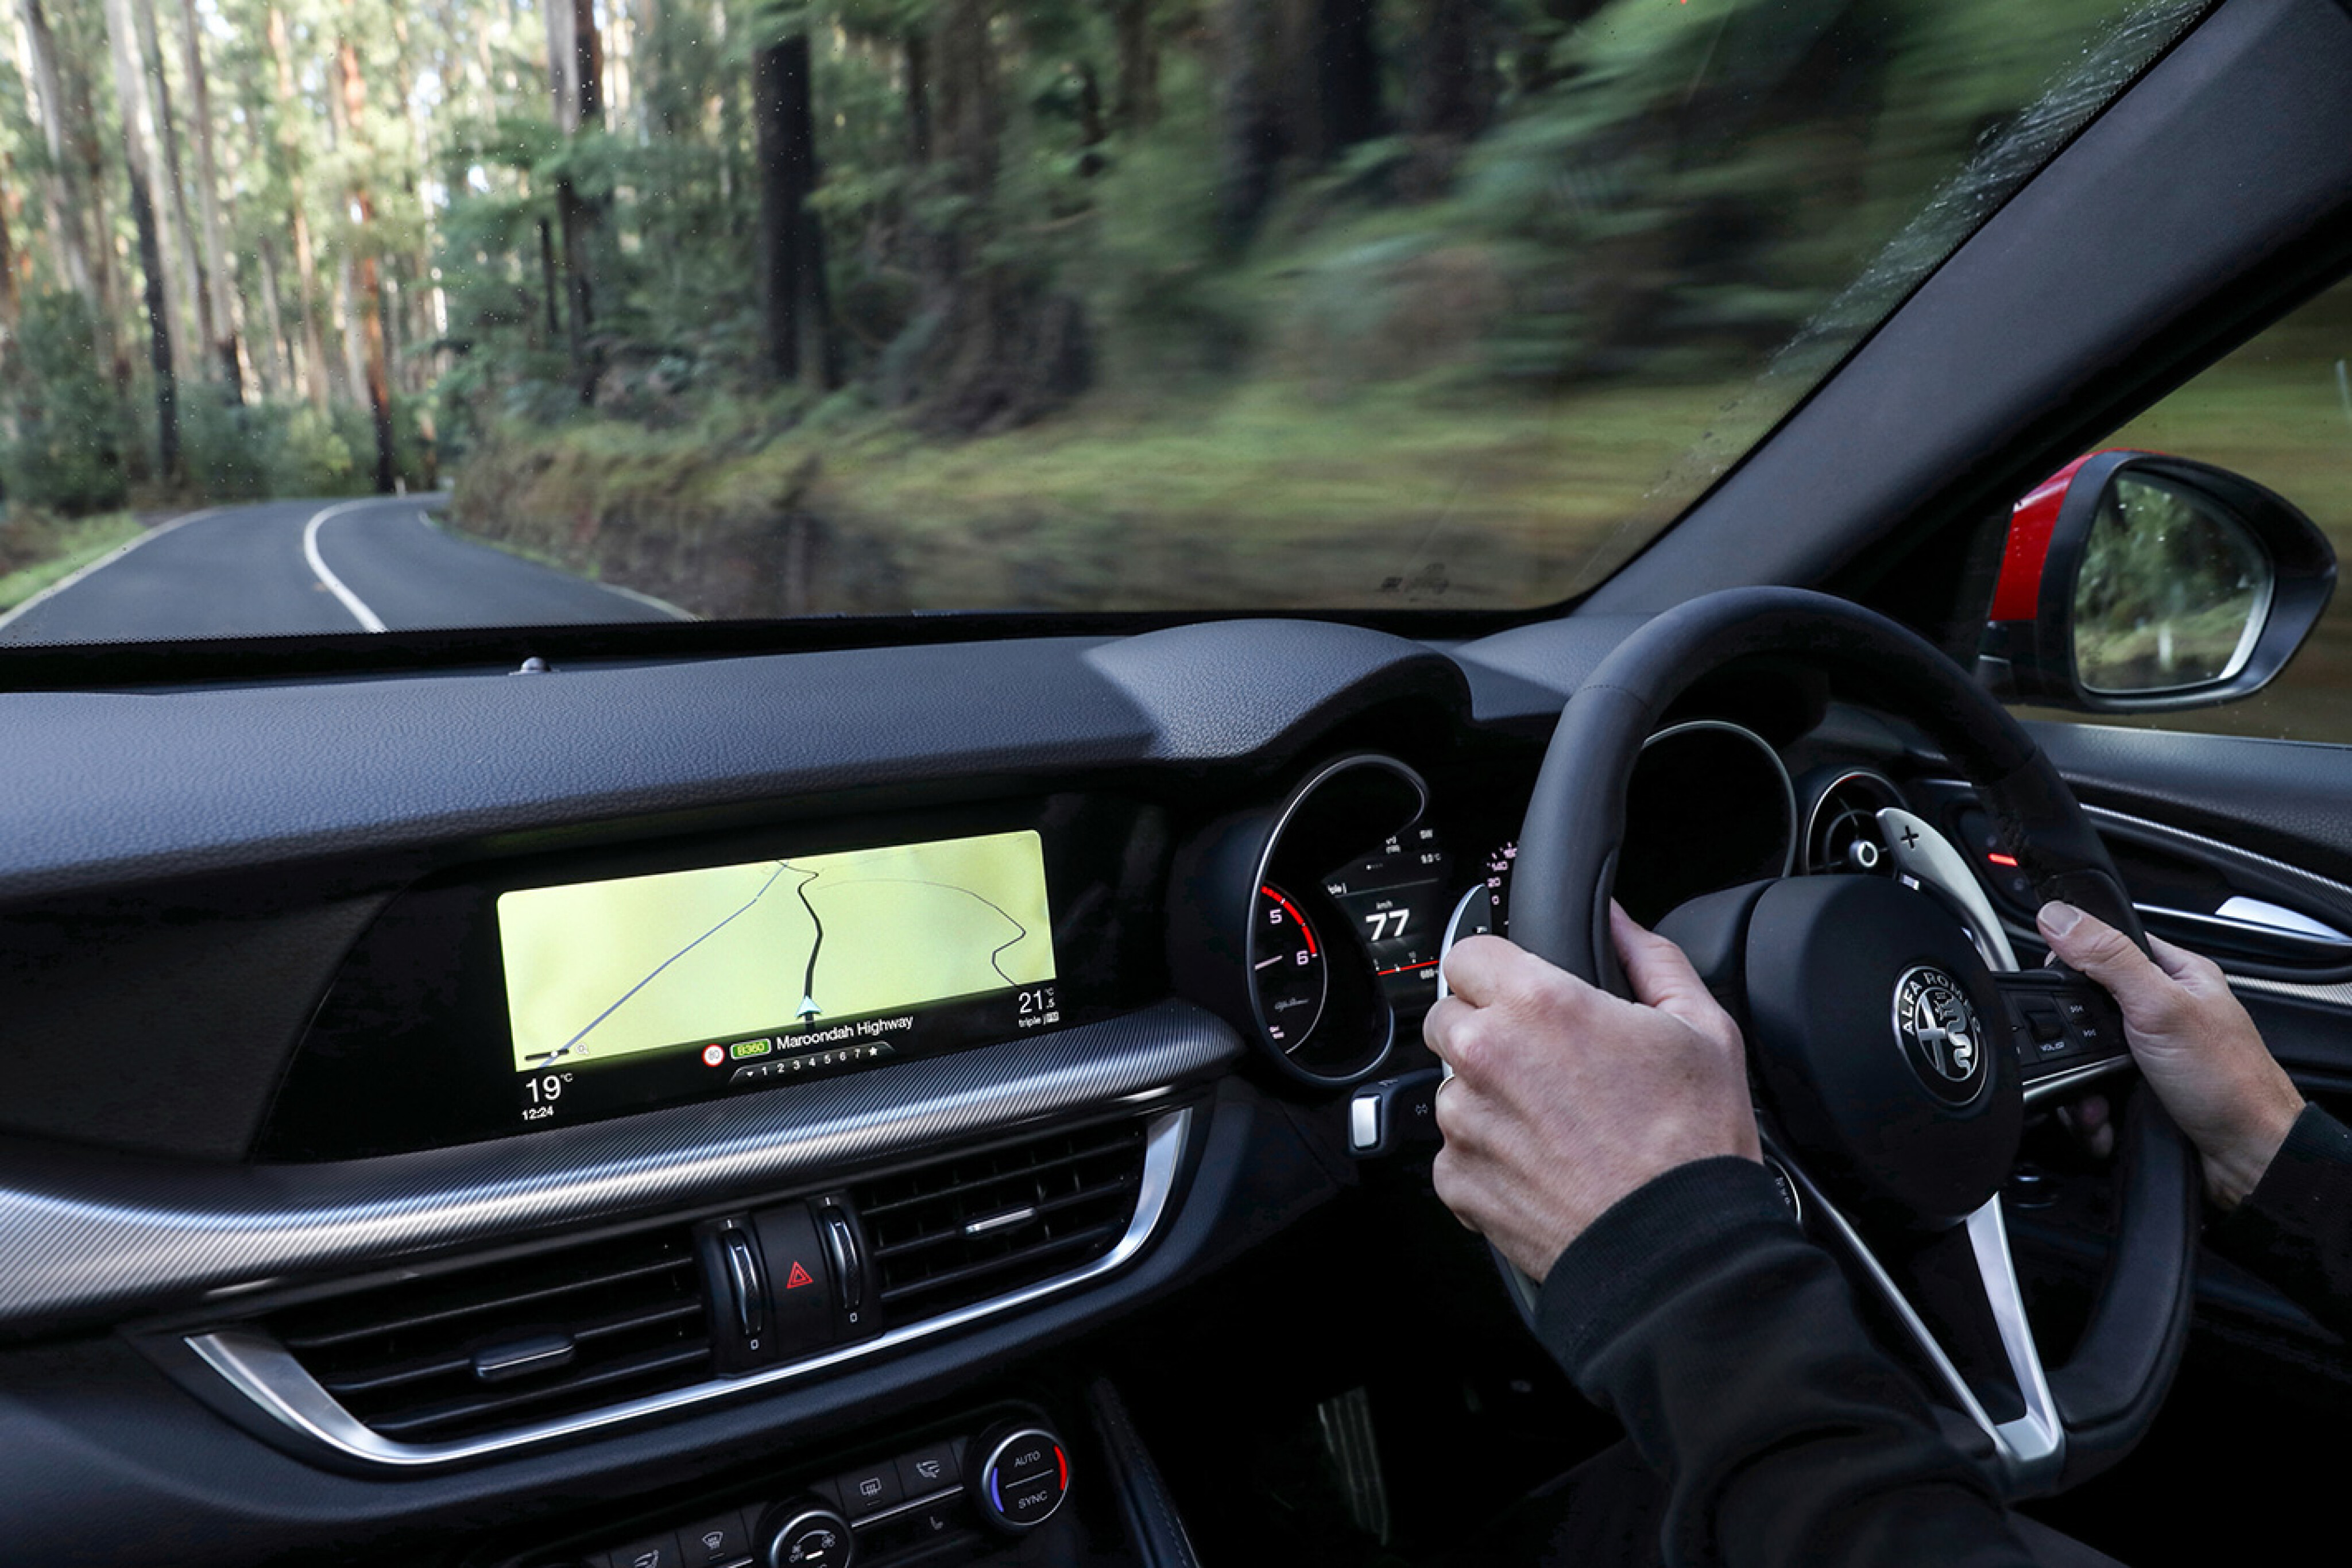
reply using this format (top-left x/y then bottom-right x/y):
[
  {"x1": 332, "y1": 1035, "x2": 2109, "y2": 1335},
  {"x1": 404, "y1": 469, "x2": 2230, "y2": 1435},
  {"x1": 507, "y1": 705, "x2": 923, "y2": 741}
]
[{"x1": 2037, "y1": 900, "x2": 2306, "y2": 1209}]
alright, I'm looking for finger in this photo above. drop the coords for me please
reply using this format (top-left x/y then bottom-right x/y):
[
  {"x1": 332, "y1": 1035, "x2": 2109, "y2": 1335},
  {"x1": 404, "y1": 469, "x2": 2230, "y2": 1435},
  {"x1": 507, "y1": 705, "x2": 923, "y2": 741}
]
[
  {"x1": 1441, "y1": 932, "x2": 1560, "y2": 1009},
  {"x1": 1422, "y1": 994, "x2": 1473, "y2": 1068},
  {"x1": 1610, "y1": 901, "x2": 1726, "y2": 1036},
  {"x1": 2038, "y1": 902, "x2": 2172, "y2": 1016},
  {"x1": 2074, "y1": 1093, "x2": 2109, "y2": 1132}
]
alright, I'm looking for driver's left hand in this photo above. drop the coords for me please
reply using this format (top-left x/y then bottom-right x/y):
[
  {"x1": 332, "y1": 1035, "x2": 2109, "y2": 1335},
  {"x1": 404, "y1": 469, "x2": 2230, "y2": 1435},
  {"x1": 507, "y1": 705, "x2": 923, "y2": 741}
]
[{"x1": 1425, "y1": 904, "x2": 1761, "y2": 1281}]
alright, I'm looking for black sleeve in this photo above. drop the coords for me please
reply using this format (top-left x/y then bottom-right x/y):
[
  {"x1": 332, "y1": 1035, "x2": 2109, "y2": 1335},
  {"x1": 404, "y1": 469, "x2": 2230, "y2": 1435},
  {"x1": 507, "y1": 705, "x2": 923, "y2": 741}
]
[
  {"x1": 2208, "y1": 1101, "x2": 2352, "y2": 1342},
  {"x1": 1536, "y1": 1157, "x2": 2037, "y2": 1568}
]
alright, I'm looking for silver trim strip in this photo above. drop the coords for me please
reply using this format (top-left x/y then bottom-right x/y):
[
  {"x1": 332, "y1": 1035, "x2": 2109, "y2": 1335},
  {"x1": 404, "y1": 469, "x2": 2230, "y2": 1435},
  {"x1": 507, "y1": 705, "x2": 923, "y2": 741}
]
[
  {"x1": 2022, "y1": 1052, "x2": 2137, "y2": 1105},
  {"x1": 187, "y1": 1109, "x2": 1192, "y2": 1468},
  {"x1": 2138, "y1": 900, "x2": 2352, "y2": 950},
  {"x1": 1774, "y1": 1147, "x2": 2063, "y2": 1491},
  {"x1": 0, "y1": 1001, "x2": 1236, "y2": 1325}
]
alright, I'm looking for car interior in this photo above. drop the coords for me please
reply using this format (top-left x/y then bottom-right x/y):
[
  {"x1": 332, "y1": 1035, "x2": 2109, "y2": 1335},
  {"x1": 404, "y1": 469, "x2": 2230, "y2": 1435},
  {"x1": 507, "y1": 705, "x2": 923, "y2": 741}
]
[{"x1": 8, "y1": 2, "x2": 2352, "y2": 1566}]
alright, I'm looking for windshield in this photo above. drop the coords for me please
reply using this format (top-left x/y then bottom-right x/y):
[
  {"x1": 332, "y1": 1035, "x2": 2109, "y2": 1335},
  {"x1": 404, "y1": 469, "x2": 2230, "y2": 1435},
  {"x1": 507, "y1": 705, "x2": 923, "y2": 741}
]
[{"x1": 0, "y1": 0, "x2": 2196, "y2": 644}]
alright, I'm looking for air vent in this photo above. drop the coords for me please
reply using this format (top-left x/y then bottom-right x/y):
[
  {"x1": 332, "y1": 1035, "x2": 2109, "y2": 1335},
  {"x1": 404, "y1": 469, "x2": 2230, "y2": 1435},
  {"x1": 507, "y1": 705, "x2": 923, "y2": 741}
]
[
  {"x1": 1806, "y1": 769, "x2": 1907, "y2": 875},
  {"x1": 260, "y1": 1225, "x2": 711, "y2": 1445},
  {"x1": 854, "y1": 1120, "x2": 1149, "y2": 1321}
]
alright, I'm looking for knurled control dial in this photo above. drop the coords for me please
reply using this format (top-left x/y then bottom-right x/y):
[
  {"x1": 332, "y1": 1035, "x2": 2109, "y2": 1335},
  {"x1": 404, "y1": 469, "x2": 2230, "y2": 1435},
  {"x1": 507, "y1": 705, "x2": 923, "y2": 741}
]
[
  {"x1": 969, "y1": 1422, "x2": 1071, "y2": 1533},
  {"x1": 759, "y1": 1499, "x2": 854, "y2": 1568}
]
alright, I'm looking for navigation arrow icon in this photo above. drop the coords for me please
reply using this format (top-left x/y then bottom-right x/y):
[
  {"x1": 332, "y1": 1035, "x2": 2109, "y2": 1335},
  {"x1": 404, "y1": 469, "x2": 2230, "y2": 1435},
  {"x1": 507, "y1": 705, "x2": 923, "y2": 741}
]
[{"x1": 798, "y1": 994, "x2": 822, "y2": 1020}]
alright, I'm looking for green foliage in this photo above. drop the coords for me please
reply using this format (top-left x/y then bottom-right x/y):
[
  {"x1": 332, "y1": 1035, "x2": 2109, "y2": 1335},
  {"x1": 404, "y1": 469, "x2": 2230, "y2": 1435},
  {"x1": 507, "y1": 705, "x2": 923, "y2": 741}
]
[{"x1": 2, "y1": 293, "x2": 128, "y2": 514}]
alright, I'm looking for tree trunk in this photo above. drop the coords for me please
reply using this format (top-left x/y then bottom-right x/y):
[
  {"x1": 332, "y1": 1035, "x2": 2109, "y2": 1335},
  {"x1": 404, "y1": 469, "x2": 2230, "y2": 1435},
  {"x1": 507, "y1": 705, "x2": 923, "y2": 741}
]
[
  {"x1": 752, "y1": 34, "x2": 838, "y2": 389},
  {"x1": 904, "y1": 32, "x2": 931, "y2": 163},
  {"x1": 270, "y1": 6, "x2": 330, "y2": 411},
  {"x1": 1314, "y1": 0, "x2": 1380, "y2": 152},
  {"x1": 256, "y1": 236, "x2": 293, "y2": 397},
  {"x1": 17, "y1": 0, "x2": 98, "y2": 313},
  {"x1": 335, "y1": 34, "x2": 396, "y2": 493},
  {"x1": 176, "y1": 0, "x2": 243, "y2": 400},
  {"x1": 537, "y1": 217, "x2": 561, "y2": 344},
  {"x1": 0, "y1": 173, "x2": 20, "y2": 332},
  {"x1": 131, "y1": 0, "x2": 207, "y2": 387},
  {"x1": 103, "y1": 0, "x2": 179, "y2": 482},
  {"x1": 546, "y1": 0, "x2": 605, "y2": 390},
  {"x1": 1215, "y1": 0, "x2": 1284, "y2": 245},
  {"x1": 1113, "y1": 0, "x2": 1158, "y2": 130}
]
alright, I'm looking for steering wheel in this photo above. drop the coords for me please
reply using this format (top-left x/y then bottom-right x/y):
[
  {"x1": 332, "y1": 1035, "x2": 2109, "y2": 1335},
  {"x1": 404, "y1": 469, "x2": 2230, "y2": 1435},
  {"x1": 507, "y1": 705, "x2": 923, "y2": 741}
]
[{"x1": 1493, "y1": 587, "x2": 2197, "y2": 1499}]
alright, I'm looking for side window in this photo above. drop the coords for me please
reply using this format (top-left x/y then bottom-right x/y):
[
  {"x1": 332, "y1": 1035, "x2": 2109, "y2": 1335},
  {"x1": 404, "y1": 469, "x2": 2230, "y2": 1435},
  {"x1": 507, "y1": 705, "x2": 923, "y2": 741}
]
[{"x1": 2022, "y1": 277, "x2": 2352, "y2": 741}]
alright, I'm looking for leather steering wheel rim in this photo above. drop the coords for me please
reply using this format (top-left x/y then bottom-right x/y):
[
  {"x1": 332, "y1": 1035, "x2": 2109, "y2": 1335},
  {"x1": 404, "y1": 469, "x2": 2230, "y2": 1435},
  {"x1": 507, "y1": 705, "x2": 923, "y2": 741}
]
[{"x1": 1510, "y1": 587, "x2": 2196, "y2": 1498}]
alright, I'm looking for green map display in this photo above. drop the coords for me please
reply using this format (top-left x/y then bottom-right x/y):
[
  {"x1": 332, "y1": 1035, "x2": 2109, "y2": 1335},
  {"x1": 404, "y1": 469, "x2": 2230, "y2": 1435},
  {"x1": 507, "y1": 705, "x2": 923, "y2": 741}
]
[{"x1": 498, "y1": 830, "x2": 1056, "y2": 1071}]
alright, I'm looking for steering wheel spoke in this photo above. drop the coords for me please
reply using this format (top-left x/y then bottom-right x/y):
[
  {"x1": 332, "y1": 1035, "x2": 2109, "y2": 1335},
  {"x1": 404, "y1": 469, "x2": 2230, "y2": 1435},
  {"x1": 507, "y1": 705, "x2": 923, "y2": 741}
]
[
  {"x1": 1769, "y1": 1139, "x2": 2065, "y2": 1491},
  {"x1": 1993, "y1": 969, "x2": 2137, "y2": 1104}
]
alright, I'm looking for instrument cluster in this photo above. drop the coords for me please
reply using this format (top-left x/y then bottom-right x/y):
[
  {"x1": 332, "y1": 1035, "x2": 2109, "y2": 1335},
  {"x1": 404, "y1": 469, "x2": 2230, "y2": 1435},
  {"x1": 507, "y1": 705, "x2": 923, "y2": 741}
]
[{"x1": 1175, "y1": 722, "x2": 1803, "y2": 1088}]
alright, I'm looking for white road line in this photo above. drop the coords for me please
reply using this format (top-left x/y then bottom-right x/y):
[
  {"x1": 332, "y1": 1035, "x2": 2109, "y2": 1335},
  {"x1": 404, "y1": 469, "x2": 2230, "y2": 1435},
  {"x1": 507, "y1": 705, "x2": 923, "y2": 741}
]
[
  {"x1": 412, "y1": 504, "x2": 700, "y2": 622},
  {"x1": 592, "y1": 579, "x2": 700, "y2": 622},
  {"x1": 301, "y1": 497, "x2": 393, "y2": 632},
  {"x1": 0, "y1": 505, "x2": 231, "y2": 633}
]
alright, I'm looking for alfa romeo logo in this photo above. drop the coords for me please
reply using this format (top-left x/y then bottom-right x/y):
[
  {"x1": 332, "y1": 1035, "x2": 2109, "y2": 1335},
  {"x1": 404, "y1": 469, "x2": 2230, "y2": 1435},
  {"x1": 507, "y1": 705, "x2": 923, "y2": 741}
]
[{"x1": 1892, "y1": 965, "x2": 1988, "y2": 1102}]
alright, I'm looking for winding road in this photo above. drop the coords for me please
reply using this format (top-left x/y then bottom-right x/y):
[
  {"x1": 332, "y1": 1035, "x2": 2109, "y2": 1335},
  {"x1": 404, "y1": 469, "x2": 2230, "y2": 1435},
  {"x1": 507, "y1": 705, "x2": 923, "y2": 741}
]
[{"x1": 0, "y1": 494, "x2": 690, "y2": 644}]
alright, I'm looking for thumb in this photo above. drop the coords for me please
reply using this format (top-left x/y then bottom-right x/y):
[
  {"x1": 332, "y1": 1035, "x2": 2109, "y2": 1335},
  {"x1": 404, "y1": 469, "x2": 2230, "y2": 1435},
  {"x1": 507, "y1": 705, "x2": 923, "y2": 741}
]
[
  {"x1": 1611, "y1": 901, "x2": 1724, "y2": 1033},
  {"x1": 2038, "y1": 901, "x2": 2169, "y2": 1019}
]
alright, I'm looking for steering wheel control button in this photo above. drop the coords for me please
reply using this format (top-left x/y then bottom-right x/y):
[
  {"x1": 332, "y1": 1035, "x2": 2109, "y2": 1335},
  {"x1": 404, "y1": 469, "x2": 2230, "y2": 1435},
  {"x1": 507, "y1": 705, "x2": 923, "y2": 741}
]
[
  {"x1": 1999, "y1": 970, "x2": 2126, "y2": 1078},
  {"x1": 757, "y1": 1502, "x2": 854, "y2": 1568},
  {"x1": 748, "y1": 1201, "x2": 836, "y2": 1361},
  {"x1": 972, "y1": 1423, "x2": 1071, "y2": 1532},
  {"x1": 895, "y1": 1442, "x2": 960, "y2": 1497}
]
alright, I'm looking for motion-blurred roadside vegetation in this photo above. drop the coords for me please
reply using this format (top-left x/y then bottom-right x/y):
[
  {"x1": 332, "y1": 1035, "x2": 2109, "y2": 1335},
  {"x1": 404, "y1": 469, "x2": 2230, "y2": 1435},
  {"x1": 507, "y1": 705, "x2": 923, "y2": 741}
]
[{"x1": 0, "y1": 0, "x2": 2207, "y2": 617}]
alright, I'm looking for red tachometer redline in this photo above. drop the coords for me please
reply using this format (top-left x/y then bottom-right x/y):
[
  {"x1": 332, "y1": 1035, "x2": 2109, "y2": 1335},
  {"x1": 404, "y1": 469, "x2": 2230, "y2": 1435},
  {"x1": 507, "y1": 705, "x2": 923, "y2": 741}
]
[
  {"x1": 1262, "y1": 884, "x2": 1318, "y2": 954},
  {"x1": 1253, "y1": 882, "x2": 1329, "y2": 1050}
]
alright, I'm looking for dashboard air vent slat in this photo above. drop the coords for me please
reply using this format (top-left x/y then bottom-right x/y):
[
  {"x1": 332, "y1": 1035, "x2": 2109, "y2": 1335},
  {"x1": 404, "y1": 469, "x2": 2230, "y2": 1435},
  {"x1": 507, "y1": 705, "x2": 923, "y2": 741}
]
[
  {"x1": 853, "y1": 1120, "x2": 1149, "y2": 1319},
  {"x1": 260, "y1": 1225, "x2": 713, "y2": 1445}
]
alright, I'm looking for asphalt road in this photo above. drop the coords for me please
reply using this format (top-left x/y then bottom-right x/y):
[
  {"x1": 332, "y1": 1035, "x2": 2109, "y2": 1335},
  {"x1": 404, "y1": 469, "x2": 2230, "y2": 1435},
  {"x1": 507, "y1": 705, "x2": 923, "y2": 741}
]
[{"x1": 0, "y1": 495, "x2": 688, "y2": 644}]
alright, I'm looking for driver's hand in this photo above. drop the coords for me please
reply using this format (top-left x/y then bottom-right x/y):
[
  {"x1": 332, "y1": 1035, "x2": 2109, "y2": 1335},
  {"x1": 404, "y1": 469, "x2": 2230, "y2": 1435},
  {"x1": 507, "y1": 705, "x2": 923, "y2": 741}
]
[
  {"x1": 2038, "y1": 900, "x2": 2304, "y2": 1210},
  {"x1": 1423, "y1": 903, "x2": 1760, "y2": 1281}
]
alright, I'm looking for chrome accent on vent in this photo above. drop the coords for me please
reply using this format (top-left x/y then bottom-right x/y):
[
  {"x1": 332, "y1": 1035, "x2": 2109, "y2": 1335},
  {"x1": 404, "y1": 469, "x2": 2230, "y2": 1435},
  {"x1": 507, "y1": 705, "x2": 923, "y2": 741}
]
[
  {"x1": 257, "y1": 1225, "x2": 710, "y2": 1443},
  {"x1": 187, "y1": 1108, "x2": 1191, "y2": 1468},
  {"x1": 0, "y1": 1000, "x2": 1236, "y2": 1326},
  {"x1": 860, "y1": 1121, "x2": 1146, "y2": 1318}
]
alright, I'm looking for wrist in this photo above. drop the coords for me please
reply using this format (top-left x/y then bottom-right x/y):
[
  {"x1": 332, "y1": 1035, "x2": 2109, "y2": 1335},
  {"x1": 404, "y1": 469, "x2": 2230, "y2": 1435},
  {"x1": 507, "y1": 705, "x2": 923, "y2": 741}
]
[{"x1": 2205, "y1": 1090, "x2": 2305, "y2": 1211}]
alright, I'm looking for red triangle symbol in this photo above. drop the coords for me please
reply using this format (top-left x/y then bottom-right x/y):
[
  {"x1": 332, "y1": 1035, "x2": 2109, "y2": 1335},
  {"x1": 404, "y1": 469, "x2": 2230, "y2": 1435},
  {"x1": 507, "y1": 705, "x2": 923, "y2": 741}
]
[{"x1": 785, "y1": 1261, "x2": 815, "y2": 1290}]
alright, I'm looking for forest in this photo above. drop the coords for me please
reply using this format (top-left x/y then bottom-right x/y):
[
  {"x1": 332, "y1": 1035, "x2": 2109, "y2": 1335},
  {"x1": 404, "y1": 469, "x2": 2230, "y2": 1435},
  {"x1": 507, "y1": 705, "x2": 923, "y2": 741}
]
[{"x1": 0, "y1": 0, "x2": 2219, "y2": 620}]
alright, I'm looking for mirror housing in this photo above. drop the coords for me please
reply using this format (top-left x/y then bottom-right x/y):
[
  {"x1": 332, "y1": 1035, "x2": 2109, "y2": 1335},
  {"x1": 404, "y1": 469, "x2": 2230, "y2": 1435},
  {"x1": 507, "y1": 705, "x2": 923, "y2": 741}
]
[{"x1": 1978, "y1": 450, "x2": 2335, "y2": 713}]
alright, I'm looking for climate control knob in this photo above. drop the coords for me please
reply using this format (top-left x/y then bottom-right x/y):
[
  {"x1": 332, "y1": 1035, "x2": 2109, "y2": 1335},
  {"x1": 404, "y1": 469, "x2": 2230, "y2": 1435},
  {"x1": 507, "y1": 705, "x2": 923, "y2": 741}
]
[
  {"x1": 758, "y1": 1498, "x2": 855, "y2": 1568},
  {"x1": 969, "y1": 1421, "x2": 1071, "y2": 1533}
]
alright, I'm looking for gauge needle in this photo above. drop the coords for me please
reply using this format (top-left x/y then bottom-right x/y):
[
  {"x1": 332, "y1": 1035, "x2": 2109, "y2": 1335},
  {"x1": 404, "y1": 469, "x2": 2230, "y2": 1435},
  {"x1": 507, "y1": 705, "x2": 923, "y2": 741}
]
[{"x1": 1254, "y1": 955, "x2": 1286, "y2": 970}]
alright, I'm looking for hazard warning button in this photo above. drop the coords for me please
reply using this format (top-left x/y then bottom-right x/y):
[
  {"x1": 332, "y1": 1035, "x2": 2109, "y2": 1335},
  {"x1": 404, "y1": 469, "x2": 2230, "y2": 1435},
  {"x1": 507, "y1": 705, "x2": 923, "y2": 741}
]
[{"x1": 749, "y1": 1201, "x2": 836, "y2": 1360}]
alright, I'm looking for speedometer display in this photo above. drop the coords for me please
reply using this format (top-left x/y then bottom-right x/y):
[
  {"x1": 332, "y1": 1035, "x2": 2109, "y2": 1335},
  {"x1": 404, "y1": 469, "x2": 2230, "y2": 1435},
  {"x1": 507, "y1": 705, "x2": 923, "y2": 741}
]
[{"x1": 1325, "y1": 826, "x2": 1454, "y2": 1008}]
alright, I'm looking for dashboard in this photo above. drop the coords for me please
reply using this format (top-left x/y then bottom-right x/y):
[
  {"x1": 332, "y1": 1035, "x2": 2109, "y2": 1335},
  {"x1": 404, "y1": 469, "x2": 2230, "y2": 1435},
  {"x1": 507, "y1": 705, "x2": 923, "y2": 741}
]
[{"x1": 1, "y1": 614, "x2": 2332, "y2": 1567}]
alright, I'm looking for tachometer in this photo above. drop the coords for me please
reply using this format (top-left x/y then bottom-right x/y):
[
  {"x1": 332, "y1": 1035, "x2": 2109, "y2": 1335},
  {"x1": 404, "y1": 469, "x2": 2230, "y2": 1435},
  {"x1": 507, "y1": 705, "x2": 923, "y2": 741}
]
[{"x1": 1252, "y1": 884, "x2": 1329, "y2": 1052}]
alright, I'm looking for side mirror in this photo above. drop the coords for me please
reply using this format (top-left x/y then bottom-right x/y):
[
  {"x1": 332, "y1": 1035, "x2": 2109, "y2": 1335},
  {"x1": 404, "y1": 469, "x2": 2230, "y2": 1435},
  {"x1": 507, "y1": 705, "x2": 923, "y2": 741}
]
[{"x1": 1978, "y1": 450, "x2": 2336, "y2": 713}]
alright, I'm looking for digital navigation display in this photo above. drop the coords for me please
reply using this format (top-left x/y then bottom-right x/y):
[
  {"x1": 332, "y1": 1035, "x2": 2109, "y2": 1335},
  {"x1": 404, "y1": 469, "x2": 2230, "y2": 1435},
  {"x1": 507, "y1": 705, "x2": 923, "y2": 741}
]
[{"x1": 496, "y1": 829, "x2": 1061, "y2": 1126}]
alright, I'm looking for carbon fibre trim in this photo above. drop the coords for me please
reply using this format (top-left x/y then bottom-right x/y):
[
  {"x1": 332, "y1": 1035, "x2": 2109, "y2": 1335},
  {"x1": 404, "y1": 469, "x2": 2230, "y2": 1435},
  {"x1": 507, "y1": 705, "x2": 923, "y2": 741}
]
[
  {"x1": 0, "y1": 1001, "x2": 1237, "y2": 1326},
  {"x1": 186, "y1": 1110, "x2": 1193, "y2": 1468}
]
